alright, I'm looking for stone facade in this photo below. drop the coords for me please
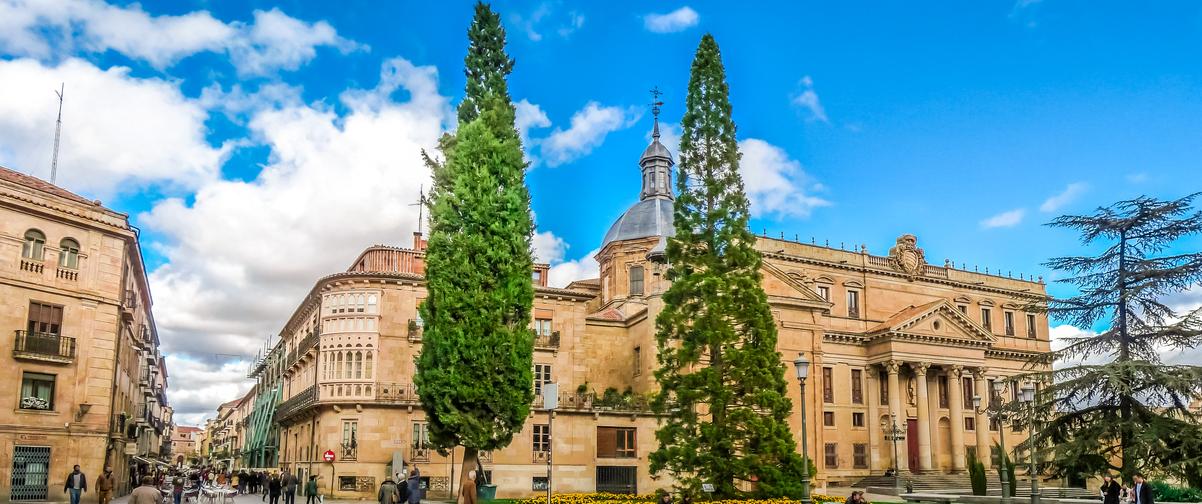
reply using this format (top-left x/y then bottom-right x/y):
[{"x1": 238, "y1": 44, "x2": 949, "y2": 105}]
[
  {"x1": 218, "y1": 122, "x2": 1050, "y2": 499},
  {"x1": 0, "y1": 166, "x2": 171, "y2": 503}
]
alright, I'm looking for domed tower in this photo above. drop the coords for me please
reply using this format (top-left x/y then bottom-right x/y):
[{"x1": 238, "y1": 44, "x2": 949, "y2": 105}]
[{"x1": 596, "y1": 94, "x2": 675, "y2": 304}]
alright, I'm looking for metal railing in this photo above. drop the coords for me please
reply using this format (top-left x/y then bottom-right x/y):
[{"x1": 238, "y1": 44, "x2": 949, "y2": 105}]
[
  {"x1": 534, "y1": 331, "x2": 560, "y2": 349},
  {"x1": 410, "y1": 445, "x2": 430, "y2": 462},
  {"x1": 276, "y1": 385, "x2": 317, "y2": 420},
  {"x1": 13, "y1": 330, "x2": 76, "y2": 362}
]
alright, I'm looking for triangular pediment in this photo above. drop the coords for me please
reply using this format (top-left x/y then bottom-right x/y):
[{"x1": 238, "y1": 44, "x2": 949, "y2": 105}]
[
  {"x1": 868, "y1": 299, "x2": 996, "y2": 343},
  {"x1": 760, "y1": 262, "x2": 832, "y2": 306}
]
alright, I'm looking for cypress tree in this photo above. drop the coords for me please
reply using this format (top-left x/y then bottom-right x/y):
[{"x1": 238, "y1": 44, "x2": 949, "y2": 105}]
[
  {"x1": 1026, "y1": 194, "x2": 1202, "y2": 482},
  {"x1": 415, "y1": 1, "x2": 534, "y2": 481},
  {"x1": 650, "y1": 34, "x2": 808, "y2": 499}
]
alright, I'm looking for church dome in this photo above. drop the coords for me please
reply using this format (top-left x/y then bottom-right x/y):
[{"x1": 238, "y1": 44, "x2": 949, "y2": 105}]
[
  {"x1": 601, "y1": 197, "x2": 675, "y2": 249},
  {"x1": 641, "y1": 140, "x2": 673, "y2": 164}
]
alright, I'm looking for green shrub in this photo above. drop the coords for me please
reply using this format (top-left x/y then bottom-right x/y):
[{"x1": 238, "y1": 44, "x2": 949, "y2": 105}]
[
  {"x1": 967, "y1": 455, "x2": 987, "y2": 496},
  {"x1": 993, "y1": 444, "x2": 1017, "y2": 497},
  {"x1": 1149, "y1": 481, "x2": 1202, "y2": 503}
]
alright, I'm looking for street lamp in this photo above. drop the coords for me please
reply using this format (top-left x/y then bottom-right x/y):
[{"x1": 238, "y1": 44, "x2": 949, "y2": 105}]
[
  {"x1": 972, "y1": 381, "x2": 1015, "y2": 504},
  {"x1": 1020, "y1": 384, "x2": 1038, "y2": 504},
  {"x1": 793, "y1": 354, "x2": 812, "y2": 504},
  {"x1": 881, "y1": 414, "x2": 905, "y2": 493}
]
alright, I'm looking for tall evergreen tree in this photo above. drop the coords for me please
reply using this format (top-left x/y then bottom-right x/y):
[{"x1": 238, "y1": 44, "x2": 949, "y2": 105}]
[
  {"x1": 415, "y1": 1, "x2": 534, "y2": 481},
  {"x1": 650, "y1": 34, "x2": 808, "y2": 499},
  {"x1": 1027, "y1": 194, "x2": 1202, "y2": 482}
]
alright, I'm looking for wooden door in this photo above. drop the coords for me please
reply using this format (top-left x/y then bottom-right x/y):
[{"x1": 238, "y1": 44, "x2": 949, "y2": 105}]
[{"x1": 906, "y1": 418, "x2": 920, "y2": 471}]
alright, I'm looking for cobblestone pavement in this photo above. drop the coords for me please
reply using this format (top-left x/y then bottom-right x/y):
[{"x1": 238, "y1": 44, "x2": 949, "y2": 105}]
[{"x1": 108, "y1": 491, "x2": 438, "y2": 504}]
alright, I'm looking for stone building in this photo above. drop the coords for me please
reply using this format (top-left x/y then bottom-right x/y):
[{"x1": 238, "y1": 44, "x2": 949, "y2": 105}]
[
  {"x1": 171, "y1": 426, "x2": 204, "y2": 462},
  {"x1": 0, "y1": 166, "x2": 172, "y2": 503},
  {"x1": 247, "y1": 116, "x2": 1050, "y2": 499}
]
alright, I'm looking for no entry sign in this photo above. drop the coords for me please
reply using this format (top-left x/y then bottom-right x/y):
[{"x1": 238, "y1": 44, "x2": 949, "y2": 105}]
[{"x1": 323, "y1": 450, "x2": 336, "y2": 462}]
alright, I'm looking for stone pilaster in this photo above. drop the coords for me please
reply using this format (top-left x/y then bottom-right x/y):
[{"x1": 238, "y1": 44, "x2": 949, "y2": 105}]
[
  {"x1": 885, "y1": 359, "x2": 907, "y2": 472},
  {"x1": 974, "y1": 367, "x2": 992, "y2": 469},
  {"x1": 913, "y1": 361, "x2": 933, "y2": 472},
  {"x1": 947, "y1": 365, "x2": 967, "y2": 473},
  {"x1": 866, "y1": 366, "x2": 882, "y2": 471}
]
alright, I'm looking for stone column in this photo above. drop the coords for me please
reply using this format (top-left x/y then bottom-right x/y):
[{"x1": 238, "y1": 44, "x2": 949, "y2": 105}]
[
  {"x1": 913, "y1": 362, "x2": 933, "y2": 472},
  {"x1": 867, "y1": 366, "x2": 882, "y2": 471},
  {"x1": 885, "y1": 360, "x2": 908, "y2": 472},
  {"x1": 974, "y1": 367, "x2": 992, "y2": 469},
  {"x1": 947, "y1": 365, "x2": 967, "y2": 473}
]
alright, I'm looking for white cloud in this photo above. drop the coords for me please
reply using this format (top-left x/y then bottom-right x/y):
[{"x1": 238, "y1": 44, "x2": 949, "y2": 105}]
[
  {"x1": 0, "y1": 58, "x2": 227, "y2": 198},
  {"x1": 144, "y1": 57, "x2": 450, "y2": 384},
  {"x1": 165, "y1": 355, "x2": 255, "y2": 425},
  {"x1": 1049, "y1": 324, "x2": 1104, "y2": 368},
  {"x1": 1039, "y1": 182, "x2": 1087, "y2": 213},
  {"x1": 737, "y1": 138, "x2": 830, "y2": 218},
  {"x1": 532, "y1": 231, "x2": 567, "y2": 264},
  {"x1": 548, "y1": 249, "x2": 600, "y2": 287},
  {"x1": 515, "y1": 99, "x2": 552, "y2": 147},
  {"x1": 0, "y1": 0, "x2": 361, "y2": 75},
  {"x1": 643, "y1": 7, "x2": 700, "y2": 33},
  {"x1": 511, "y1": 3, "x2": 585, "y2": 42},
  {"x1": 540, "y1": 102, "x2": 641, "y2": 167},
  {"x1": 790, "y1": 75, "x2": 828, "y2": 122},
  {"x1": 980, "y1": 208, "x2": 1025, "y2": 228}
]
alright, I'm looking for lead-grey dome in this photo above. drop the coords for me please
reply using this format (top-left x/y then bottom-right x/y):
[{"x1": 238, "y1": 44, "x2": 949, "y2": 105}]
[{"x1": 601, "y1": 197, "x2": 674, "y2": 248}]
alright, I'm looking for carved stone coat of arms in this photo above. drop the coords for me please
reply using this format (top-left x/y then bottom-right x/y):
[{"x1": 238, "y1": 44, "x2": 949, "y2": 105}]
[{"x1": 888, "y1": 234, "x2": 926, "y2": 278}]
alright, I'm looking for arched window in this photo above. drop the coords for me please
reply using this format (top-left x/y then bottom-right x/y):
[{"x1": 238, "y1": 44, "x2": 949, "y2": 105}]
[
  {"x1": 335, "y1": 352, "x2": 344, "y2": 378},
  {"x1": 365, "y1": 353, "x2": 373, "y2": 379},
  {"x1": 357, "y1": 294, "x2": 366, "y2": 312},
  {"x1": 22, "y1": 229, "x2": 46, "y2": 260},
  {"x1": 354, "y1": 351, "x2": 363, "y2": 379},
  {"x1": 367, "y1": 295, "x2": 378, "y2": 314},
  {"x1": 58, "y1": 238, "x2": 80, "y2": 269}
]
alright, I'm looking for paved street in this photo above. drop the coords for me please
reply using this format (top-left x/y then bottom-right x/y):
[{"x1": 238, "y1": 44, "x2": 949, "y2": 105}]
[{"x1": 108, "y1": 492, "x2": 442, "y2": 504}]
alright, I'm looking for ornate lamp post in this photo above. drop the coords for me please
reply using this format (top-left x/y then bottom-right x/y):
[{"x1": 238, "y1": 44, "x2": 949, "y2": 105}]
[
  {"x1": 793, "y1": 354, "x2": 812, "y2": 504},
  {"x1": 1020, "y1": 384, "x2": 1038, "y2": 504},
  {"x1": 973, "y1": 380, "x2": 1015, "y2": 504},
  {"x1": 881, "y1": 413, "x2": 906, "y2": 494}
]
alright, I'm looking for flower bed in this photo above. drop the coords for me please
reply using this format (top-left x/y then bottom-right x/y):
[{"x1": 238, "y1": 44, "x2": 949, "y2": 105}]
[{"x1": 514, "y1": 493, "x2": 846, "y2": 504}]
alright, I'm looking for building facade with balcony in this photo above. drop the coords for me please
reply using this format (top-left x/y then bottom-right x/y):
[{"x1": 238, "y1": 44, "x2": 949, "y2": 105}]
[
  {"x1": 0, "y1": 166, "x2": 172, "y2": 503},
  {"x1": 171, "y1": 426, "x2": 203, "y2": 463},
  {"x1": 230, "y1": 116, "x2": 1051, "y2": 499}
]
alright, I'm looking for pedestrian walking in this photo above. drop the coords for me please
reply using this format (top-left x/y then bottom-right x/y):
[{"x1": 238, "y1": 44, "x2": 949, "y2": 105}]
[
  {"x1": 459, "y1": 470, "x2": 477, "y2": 504},
  {"x1": 232, "y1": 473, "x2": 240, "y2": 494},
  {"x1": 378, "y1": 478, "x2": 400, "y2": 504},
  {"x1": 64, "y1": 464, "x2": 88, "y2": 504},
  {"x1": 282, "y1": 470, "x2": 299, "y2": 504},
  {"x1": 96, "y1": 467, "x2": 115, "y2": 504},
  {"x1": 1102, "y1": 474, "x2": 1122, "y2": 504},
  {"x1": 129, "y1": 477, "x2": 161, "y2": 504},
  {"x1": 305, "y1": 476, "x2": 319, "y2": 504},
  {"x1": 172, "y1": 472, "x2": 186, "y2": 504},
  {"x1": 1132, "y1": 473, "x2": 1154, "y2": 504},
  {"x1": 405, "y1": 467, "x2": 423, "y2": 504},
  {"x1": 268, "y1": 473, "x2": 283, "y2": 504}
]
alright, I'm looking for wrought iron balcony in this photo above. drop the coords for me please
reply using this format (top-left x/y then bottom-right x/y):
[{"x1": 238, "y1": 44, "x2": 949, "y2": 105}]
[
  {"x1": 532, "y1": 450, "x2": 550, "y2": 464},
  {"x1": 13, "y1": 331, "x2": 76, "y2": 363},
  {"x1": 409, "y1": 445, "x2": 430, "y2": 462},
  {"x1": 534, "y1": 331, "x2": 560, "y2": 350},
  {"x1": 275, "y1": 385, "x2": 317, "y2": 421},
  {"x1": 407, "y1": 320, "x2": 423, "y2": 342}
]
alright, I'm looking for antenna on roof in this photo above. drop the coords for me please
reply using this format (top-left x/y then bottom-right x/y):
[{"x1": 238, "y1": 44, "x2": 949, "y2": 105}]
[
  {"x1": 50, "y1": 83, "x2": 65, "y2": 185},
  {"x1": 410, "y1": 185, "x2": 431, "y2": 236}
]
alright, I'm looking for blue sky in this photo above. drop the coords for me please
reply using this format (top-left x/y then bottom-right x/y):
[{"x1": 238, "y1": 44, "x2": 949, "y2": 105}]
[{"x1": 1, "y1": 0, "x2": 1200, "y2": 423}]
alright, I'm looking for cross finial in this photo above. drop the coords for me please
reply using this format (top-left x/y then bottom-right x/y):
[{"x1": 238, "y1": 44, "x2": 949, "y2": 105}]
[{"x1": 650, "y1": 86, "x2": 664, "y2": 140}]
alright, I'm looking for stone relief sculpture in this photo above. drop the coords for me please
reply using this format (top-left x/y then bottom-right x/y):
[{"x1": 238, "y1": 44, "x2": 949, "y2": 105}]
[{"x1": 889, "y1": 233, "x2": 926, "y2": 278}]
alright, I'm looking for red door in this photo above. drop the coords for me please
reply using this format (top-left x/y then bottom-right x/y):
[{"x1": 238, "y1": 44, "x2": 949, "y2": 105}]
[{"x1": 906, "y1": 419, "x2": 920, "y2": 471}]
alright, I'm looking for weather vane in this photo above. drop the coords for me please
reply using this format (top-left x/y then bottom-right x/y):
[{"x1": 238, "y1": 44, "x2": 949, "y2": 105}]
[{"x1": 650, "y1": 86, "x2": 664, "y2": 139}]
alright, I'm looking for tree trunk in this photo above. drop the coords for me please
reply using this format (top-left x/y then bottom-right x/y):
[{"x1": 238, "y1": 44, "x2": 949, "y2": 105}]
[{"x1": 1117, "y1": 230, "x2": 1133, "y2": 481}]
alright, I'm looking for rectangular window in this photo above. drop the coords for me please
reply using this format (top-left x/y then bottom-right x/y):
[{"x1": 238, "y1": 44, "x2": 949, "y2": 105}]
[
  {"x1": 963, "y1": 377, "x2": 975, "y2": 408},
  {"x1": 595, "y1": 466, "x2": 636, "y2": 495},
  {"x1": 26, "y1": 302, "x2": 63, "y2": 335},
  {"x1": 879, "y1": 373, "x2": 889, "y2": 406},
  {"x1": 1027, "y1": 314, "x2": 1037, "y2": 338},
  {"x1": 597, "y1": 427, "x2": 636, "y2": 458},
  {"x1": 532, "y1": 477, "x2": 549, "y2": 491},
  {"x1": 965, "y1": 417, "x2": 975, "y2": 431},
  {"x1": 824, "y1": 443, "x2": 838, "y2": 468},
  {"x1": 533, "y1": 424, "x2": 550, "y2": 453},
  {"x1": 853, "y1": 444, "x2": 868, "y2": 468},
  {"x1": 981, "y1": 308, "x2": 992, "y2": 331},
  {"x1": 847, "y1": 290, "x2": 860, "y2": 318},
  {"x1": 9, "y1": 445, "x2": 51, "y2": 500},
  {"x1": 413, "y1": 422, "x2": 430, "y2": 449},
  {"x1": 633, "y1": 347, "x2": 641, "y2": 376},
  {"x1": 958, "y1": 305, "x2": 968, "y2": 314},
  {"x1": 938, "y1": 375, "x2": 949, "y2": 408},
  {"x1": 852, "y1": 412, "x2": 865, "y2": 427},
  {"x1": 823, "y1": 411, "x2": 835, "y2": 427},
  {"x1": 988, "y1": 379, "x2": 1000, "y2": 408},
  {"x1": 990, "y1": 417, "x2": 1001, "y2": 432},
  {"x1": 341, "y1": 420, "x2": 358, "y2": 458},
  {"x1": 533, "y1": 318, "x2": 553, "y2": 337},
  {"x1": 533, "y1": 364, "x2": 552, "y2": 395},
  {"x1": 629, "y1": 266, "x2": 644, "y2": 296},
  {"x1": 817, "y1": 286, "x2": 830, "y2": 301},
  {"x1": 966, "y1": 446, "x2": 977, "y2": 463},
  {"x1": 822, "y1": 367, "x2": 834, "y2": 403},
  {"x1": 851, "y1": 369, "x2": 863, "y2": 404},
  {"x1": 19, "y1": 372, "x2": 55, "y2": 411},
  {"x1": 1004, "y1": 311, "x2": 1015, "y2": 336}
]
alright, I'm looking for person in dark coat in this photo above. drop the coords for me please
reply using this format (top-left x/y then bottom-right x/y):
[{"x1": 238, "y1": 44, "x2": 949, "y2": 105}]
[
  {"x1": 1132, "y1": 473, "x2": 1154, "y2": 504},
  {"x1": 378, "y1": 478, "x2": 400, "y2": 504},
  {"x1": 405, "y1": 467, "x2": 423, "y2": 504},
  {"x1": 64, "y1": 465, "x2": 88, "y2": 504},
  {"x1": 268, "y1": 473, "x2": 283, "y2": 504},
  {"x1": 1101, "y1": 474, "x2": 1122, "y2": 504}
]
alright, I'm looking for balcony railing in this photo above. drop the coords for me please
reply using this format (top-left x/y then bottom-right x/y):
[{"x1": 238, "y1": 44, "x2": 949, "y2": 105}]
[
  {"x1": 410, "y1": 445, "x2": 430, "y2": 462},
  {"x1": 276, "y1": 385, "x2": 317, "y2": 421},
  {"x1": 407, "y1": 320, "x2": 423, "y2": 342},
  {"x1": 19, "y1": 258, "x2": 44, "y2": 274},
  {"x1": 534, "y1": 331, "x2": 560, "y2": 350},
  {"x1": 377, "y1": 382, "x2": 420, "y2": 404},
  {"x1": 533, "y1": 450, "x2": 550, "y2": 464},
  {"x1": 287, "y1": 330, "x2": 320, "y2": 368},
  {"x1": 56, "y1": 267, "x2": 78, "y2": 281},
  {"x1": 13, "y1": 331, "x2": 76, "y2": 363},
  {"x1": 340, "y1": 443, "x2": 358, "y2": 461}
]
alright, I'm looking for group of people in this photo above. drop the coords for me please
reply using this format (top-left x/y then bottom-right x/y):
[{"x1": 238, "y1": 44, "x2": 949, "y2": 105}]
[
  {"x1": 1102, "y1": 473, "x2": 1156, "y2": 504},
  {"x1": 377, "y1": 466, "x2": 427, "y2": 504}
]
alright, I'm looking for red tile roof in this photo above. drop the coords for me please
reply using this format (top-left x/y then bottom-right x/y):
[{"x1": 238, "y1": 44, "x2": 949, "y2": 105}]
[{"x1": 0, "y1": 165, "x2": 100, "y2": 207}]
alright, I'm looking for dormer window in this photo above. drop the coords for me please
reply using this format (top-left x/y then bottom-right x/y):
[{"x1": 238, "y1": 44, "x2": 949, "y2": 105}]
[{"x1": 629, "y1": 265, "x2": 644, "y2": 296}]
